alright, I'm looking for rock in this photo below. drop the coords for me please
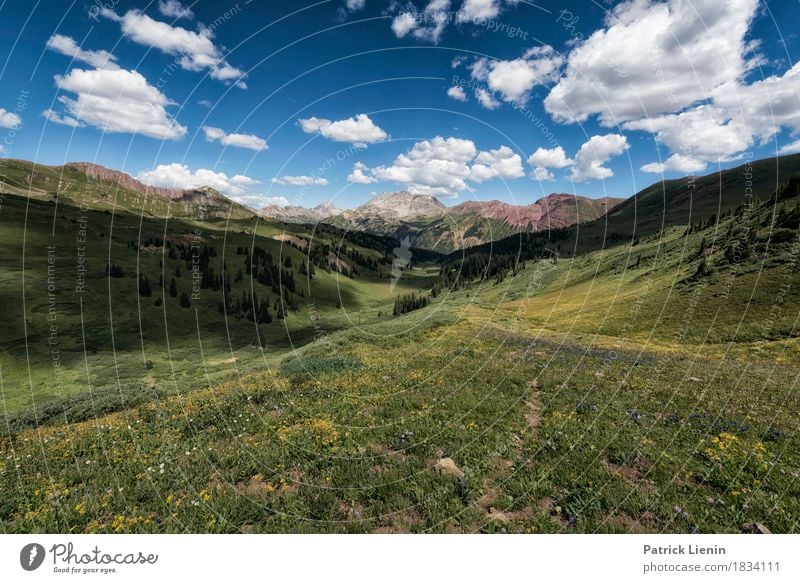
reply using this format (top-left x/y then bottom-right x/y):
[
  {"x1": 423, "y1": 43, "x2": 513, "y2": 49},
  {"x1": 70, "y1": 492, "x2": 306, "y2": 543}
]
[
  {"x1": 434, "y1": 457, "x2": 465, "y2": 479},
  {"x1": 741, "y1": 522, "x2": 771, "y2": 534},
  {"x1": 487, "y1": 508, "x2": 510, "y2": 523},
  {"x1": 687, "y1": 377, "x2": 703, "y2": 382}
]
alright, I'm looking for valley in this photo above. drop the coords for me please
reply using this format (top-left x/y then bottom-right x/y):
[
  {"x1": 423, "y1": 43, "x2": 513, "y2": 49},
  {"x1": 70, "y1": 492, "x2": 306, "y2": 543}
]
[{"x1": 1, "y1": 154, "x2": 799, "y2": 534}]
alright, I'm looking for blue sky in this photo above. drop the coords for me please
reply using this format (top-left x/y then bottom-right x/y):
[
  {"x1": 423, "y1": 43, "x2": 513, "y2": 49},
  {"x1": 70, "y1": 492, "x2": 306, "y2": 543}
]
[{"x1": 1, "y1": 0, "x2": 799, "y2": 210}]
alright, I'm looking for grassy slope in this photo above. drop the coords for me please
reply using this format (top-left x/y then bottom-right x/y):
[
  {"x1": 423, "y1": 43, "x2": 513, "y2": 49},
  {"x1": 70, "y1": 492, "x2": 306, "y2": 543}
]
[
  {"x1": 0, "y1": 192, "x2": 438, "y2": 411},
  {"x1": 1, "y1": 298, "x2": 796, "y2": 533},
  {"x1": 1, "y1": 156, "x2": 798, "y2": 534}
]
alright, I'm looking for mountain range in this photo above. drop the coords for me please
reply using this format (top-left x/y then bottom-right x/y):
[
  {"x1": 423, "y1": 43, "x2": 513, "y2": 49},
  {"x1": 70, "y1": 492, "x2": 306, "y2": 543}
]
[
  {"x1": 261, "y1": 191, "x2": 623, "y2": 253},
  {"x1": 0, "y1": 157, "x2": 622, "y2": 253}
]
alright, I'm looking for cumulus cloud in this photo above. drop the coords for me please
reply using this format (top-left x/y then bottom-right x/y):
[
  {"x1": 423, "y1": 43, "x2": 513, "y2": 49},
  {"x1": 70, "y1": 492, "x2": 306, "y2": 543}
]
[
  {"x1": 470, "y1": 46, "x2": 564, "y2": 105},
  {"x1": 361, "y1": 136, "x2": 523, "y2": 196},
  {"x1": 539, "y1": 0, "x2": 800, "y2": 175},
  {"x1": 54, "y1": 68, "x2": 186, "y2": 140},
  {"x1": 42, "y1": 108, "x2": 81, "y2": 127},
  {"x1": 570, "y1": 134, "x2": 629, "y2": 182},
  {"x1": 158, "y1": 0, "x2": 194, "y2": 20},
  {"x1": 391, "y1": 12, "x2": 418, "y2": 37},
  {"x1": 474, "y1": 87, "x2": 500, "y2": 110},
  {"x1": 527, "y1": 136, "x2": 628, "y2": 182},
  {"x1": 470, "y1": 146, "x2": 525, "y2": 182},
  {"x1": 624, "y1": 105, "x2": 750, "y2": 173},
  {"x1": 640, "y1": 154, "x2": 709, "y2": 174},
  {"x1": 347, "y1": 161, "x2": 377, "y2": 184},
  {"x1": 271, "y1": 175, "x2": 329, "y2": 186},
  {"x1": 390, "y1": 0, "x2": 451, "y2": 44},
  {"x1": 0, "y1": 107, "x2": 22, "y2": 129},
  {"x1": 202, "y1": 126, "x2": 268, "y2": 151},
  {"x1": 531, "y1": 167, "x2": 554, "y2": 181},
  {"x1": 45, "y1": 34, "x2": 119, "y2": 69},
  {"x1": 528, "y1": 146, "x2": 572, "y2": 170},
  {"x1": 457, "y1": 0, "x2": 502, "y2": 21},
  {"x1": 544, "y1": 0, "x2": 760, "y2": 125},
  {"x1": 298, "y1": 113, "x2": 387, "y2": 145},
  {"x1": 389, "y1": 0, "x2": 522, "y2": 41},
  {"x1": 102, "y1": 8, "x2": 246, "y2": 85},
  {"x1": 137, "y1": 163, "x2": 260, "y2": 195},
  {"x1": 447, "y1": 85, "x2": 467, "y2": 101},
  {"x1": 712, "y1": 62, "x2": 800, "y2": 143}
]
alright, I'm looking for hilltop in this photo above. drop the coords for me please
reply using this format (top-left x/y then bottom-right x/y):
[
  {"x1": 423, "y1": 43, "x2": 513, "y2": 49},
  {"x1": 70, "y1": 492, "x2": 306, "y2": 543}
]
[{"x1": 0, "y1": 158, "x2": 255, "y2": 220}]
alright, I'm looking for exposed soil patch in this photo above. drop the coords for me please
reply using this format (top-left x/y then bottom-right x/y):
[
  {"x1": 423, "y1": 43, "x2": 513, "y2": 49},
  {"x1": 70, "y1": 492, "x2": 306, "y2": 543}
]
[{"x1": 602, "y1": 456, "x2": 657, "y2": 495}]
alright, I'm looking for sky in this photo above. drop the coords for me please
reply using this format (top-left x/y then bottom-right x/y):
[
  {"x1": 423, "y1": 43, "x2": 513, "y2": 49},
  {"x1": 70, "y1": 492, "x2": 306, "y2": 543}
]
[{"x1": 1, "y1": 0, "x2": 799, "y2": 210}]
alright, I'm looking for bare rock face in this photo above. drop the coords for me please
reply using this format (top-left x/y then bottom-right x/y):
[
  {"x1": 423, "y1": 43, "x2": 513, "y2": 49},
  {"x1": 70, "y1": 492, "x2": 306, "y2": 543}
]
[
  {"x1": 257, "y1": 202, "x2": 342, "y2": 223},
  {"x1": 60, "y1": 162, "x2": 253, "y2": 218},
  {"x1": 65, "y1": 162, "x2": 180, "y2": 199},
  {"x1": 333, "y1": 191, "x2": 622, "y2": 253},
  {"x1": 341, "y1": 191, "x2": 446, "y2": 223}
]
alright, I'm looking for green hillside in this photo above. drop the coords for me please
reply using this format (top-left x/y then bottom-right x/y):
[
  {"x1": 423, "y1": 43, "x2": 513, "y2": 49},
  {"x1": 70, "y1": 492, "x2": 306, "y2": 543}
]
[
  {"x1": 1, "y1": 155, "x2": 798, "y2": 534},
  {"x1": 0, "y1": 189, "x2": 439, "y2": 412}
]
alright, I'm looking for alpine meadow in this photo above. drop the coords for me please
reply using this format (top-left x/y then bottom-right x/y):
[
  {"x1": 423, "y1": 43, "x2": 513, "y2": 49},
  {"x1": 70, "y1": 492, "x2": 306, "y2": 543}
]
[{"x1": 1, "y1": 0, "x2": 799, "y2": 545}]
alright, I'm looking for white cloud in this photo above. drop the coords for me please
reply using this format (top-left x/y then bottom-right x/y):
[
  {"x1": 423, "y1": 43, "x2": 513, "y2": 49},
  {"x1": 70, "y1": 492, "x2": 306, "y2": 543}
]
[
  {"x1": 102, "y1": 9, "x2": 245, "y2": 85},
  {"x1": 158, "y1": 0, "x2": 194, "y2": 20},
  {"x1": 468, "y1": 45, "x2": 564, "y2": 105},
  {"x1": 526, "y1": 136, "x2": 628, "y2": 182},
  {"x1": 778, "y1": 139, "x2": 800, "y2": 155},
  {"x1": 391, "y1": 12, "x2": 418, "y2": 37},
  {"x1": 447, "y1": 85, "x2": 467, "y2": 101},
  {"x1": 42, "y1": 108, "x2": 81, "y2": 127},
  {"x1": 345, "y1": 0, "x2": 366, "y2": 11},
  {"x1": 570, "y1": 134, "x2": 629, "y2": 182},
  {"x1": 531, "y1": 167, "x2": 554, "y2": 181},
  {"x1": 470, "y1": 145, "x2": 524, "y2": 182},
  {"x1": 54, "y1": 68, "x2": 186, "y2": 140},
  {"x1": 544, "y1": 0, "x2": 760, "y2": 125},
  {"x1": 365, "y1": 136, "x2": 523, "y2": 196},
  {"x1": 712, "y1": 62, "x2": 800, "y2": 143},
  {"x1": 137, "y1": 163, "x2": 260, "y2": 195},
  {"x1": 640, "y1": 154, "x2": 709, "y2": 174},
  {"x1": 298, "y1": 113, "x2": 387, "y2": 145},
  {"x1": 202, "y1": 126, "x2": 267, "y2": 151},
  {"x1": 541, "y1": 0, "x2": 799, "y2": 174},
  {"x1": 45, "y1": 34, "x2": 119, "y2": 69},
  {"x1": 624, "y1": 105, "x2": 751, "y2": 173},
  {"x1": 347, "y1": 161, "x2": 377, "y2": 184},
  {"x1": 234, "y1": 194, "x2": 288, "y2": 208},
  {"x1": 390, "y1": 0, "x2": 451, "y2": 44},
  {"x1": 0, "y1": 107, "x2": 21, "y2": 129},
  {"x1": 475, "y1": 87, "x2": 500, "y2": 110},
  {"x1": 457, "y1": 0, "x2": 501, "y2": 21},
  {"x1": 271, "y1": 175, "x2": 329, "y2": 186},
  {"x1": 528, "y1": 146, "x2": 572, "y2": 169}
]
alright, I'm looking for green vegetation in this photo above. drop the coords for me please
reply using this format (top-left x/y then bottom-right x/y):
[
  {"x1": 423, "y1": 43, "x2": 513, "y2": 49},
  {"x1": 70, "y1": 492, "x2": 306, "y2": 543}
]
[
  {"x1": 0, "y1": 187, "x2": 438, "y2": 412},
  {"x1": 1, "y1": 155, "x2": 798, "y2": 533}
]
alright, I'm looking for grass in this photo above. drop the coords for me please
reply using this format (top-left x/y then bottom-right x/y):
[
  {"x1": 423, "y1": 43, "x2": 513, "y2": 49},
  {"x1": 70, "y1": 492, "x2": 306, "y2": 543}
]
[
  {"x1": 1, "y1": 156, "x2": 798, "y2": 533},
  {"x1": 1, "y1": 305, "x2": 797, "y2": 533},
  {"x1": 0, "y1": 192, "x2": 438, "y2": 411}
]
